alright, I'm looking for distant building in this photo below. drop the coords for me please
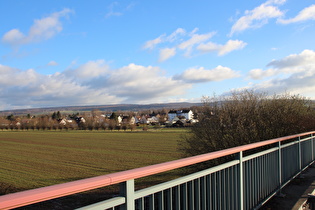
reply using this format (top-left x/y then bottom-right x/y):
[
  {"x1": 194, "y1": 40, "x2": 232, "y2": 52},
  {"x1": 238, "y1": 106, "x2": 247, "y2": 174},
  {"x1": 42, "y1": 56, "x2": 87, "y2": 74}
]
[{"x1": 168, "y1": 110, "x2": 194, "y2": 121}]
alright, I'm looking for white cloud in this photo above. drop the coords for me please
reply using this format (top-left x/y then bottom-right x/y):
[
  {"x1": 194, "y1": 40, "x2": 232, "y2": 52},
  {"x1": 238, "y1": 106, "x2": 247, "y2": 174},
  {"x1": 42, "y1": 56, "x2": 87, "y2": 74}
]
[
  {"x1": 278, "y1": 5, "x2": 315, "y2": 24},
  {"x1": 230, "y1": 0, "x2": 284, "y2": 36},
  {"x1": 105, "y1": 2, "x2": 122, "y2": 18},
  {"x1": 105, "y1": 2, "x2": 135, "y2": 18},
  {"x1": 1, "y1": 29, "x2": 25, "y2": 45},
  {"x1": 159, "y1": 48, "x2": 176, "y2": 62},
  {"x1": 173, "y1": 65, "x2": 240, "y2": 83},
  {"x1": 142, "y1": 28, "x2": 186, "y2": 50},
  {"x1": 267, "y1": 49, "x2": 315, "y2": 68},
  {"x1": 178, "y1": 32, "x2": 215, "y2": 51},
  {"x1": 47, "y1": 61, "x2": 58, "y2": 66},
  {"x1": 143, "y1": 28, "x2": 246, "y2": 61},
  {"x1": 243, "y1": 49, "x2": 315, "y2": 99},
  {"x1": 177, "y1": 31, "x2": 216, "y2": 57},
  {"x1": 64, "y1": 60, "x2": 110, "y2": 79},
  {"x1": 244, "y1": 69, "x2": 315, "y2": 98},
  {"x1": 142, "y1": 35, "x2": 164, "y2": 50},
  {"x1": 1, "y1": 8, "x2": 73, "y2": 46},
  {"x1": 166, "y1": 28, "x2": 186, "y2": 42},
  {"x1": 197, "y1": 40, "x2": 247, "y2": 56},
  {"x1": 248, "y1": 68, "x2": 278, "y2": 80},
  {"x1": 248, "y1": 50, "x2": 315, "y2": 80},
  {"x1": 0, "y1": 61, "x2": 191, "y2": 109}
]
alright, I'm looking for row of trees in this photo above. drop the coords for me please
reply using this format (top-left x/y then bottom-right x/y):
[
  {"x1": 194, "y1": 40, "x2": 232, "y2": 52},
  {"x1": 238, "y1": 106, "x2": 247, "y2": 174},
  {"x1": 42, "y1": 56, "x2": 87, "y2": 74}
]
[
  {"x1": 0, "y1": 108, "x2": 196, "y2": 131},
  {"x1": 0, "y1": 115, "x2": 137, "y2": 131}
]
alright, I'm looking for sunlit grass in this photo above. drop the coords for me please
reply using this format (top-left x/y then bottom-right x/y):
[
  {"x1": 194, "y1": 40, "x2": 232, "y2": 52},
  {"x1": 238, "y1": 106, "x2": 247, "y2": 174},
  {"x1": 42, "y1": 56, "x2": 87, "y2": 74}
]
[{"x1": 0, "y1": 130, "x2": 187, "y2": 192}]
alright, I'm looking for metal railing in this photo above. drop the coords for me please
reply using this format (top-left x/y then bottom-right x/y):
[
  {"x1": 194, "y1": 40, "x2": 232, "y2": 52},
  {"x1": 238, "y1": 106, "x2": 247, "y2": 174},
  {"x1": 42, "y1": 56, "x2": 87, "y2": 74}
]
[{"x1": 1, "y1": 131, "x2": 315, "y2": 210}]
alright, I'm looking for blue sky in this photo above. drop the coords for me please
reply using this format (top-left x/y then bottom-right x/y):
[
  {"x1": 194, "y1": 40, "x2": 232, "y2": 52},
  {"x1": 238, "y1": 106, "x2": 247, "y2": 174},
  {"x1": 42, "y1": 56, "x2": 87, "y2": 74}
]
[{"x1": 1, "y1": 0, "x2": 315, "y2": 110}]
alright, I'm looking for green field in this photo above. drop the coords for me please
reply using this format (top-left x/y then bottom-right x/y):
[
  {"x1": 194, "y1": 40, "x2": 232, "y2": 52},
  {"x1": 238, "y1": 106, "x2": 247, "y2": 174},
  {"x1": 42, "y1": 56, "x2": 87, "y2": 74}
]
[{"x1": 0, "y1": 129, "x2": 187, "y2": 194}]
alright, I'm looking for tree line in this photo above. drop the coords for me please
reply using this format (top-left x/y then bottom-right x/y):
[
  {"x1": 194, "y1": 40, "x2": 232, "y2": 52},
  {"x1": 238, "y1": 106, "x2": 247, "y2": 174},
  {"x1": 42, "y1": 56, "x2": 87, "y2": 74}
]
[
  {"x1": 0, "y1": 108, "x2": 196, "y2": 131},
  {"x1": 179, "y1": 91, "x2": 315, "y2": 160}
]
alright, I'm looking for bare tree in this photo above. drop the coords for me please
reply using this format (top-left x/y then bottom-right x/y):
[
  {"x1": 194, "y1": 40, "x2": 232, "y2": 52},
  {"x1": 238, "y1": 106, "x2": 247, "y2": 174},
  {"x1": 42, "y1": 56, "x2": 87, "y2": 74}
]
[{"x1": 179, "y1": 90, "x2": 315, "y2": 158}]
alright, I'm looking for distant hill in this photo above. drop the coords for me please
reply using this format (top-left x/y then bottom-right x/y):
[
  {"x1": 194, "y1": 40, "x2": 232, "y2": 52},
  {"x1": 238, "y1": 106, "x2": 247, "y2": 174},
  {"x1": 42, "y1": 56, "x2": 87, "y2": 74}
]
[{"x1": 0, "y1": 102, "x2": 203, "y2": 116}]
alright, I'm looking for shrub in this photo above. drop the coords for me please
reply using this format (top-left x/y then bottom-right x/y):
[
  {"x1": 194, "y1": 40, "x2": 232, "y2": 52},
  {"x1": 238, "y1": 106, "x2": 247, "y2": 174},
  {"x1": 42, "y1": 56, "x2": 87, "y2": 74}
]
[{"x1": 179, "y1": 90, "x2": 315, "y2": 158}]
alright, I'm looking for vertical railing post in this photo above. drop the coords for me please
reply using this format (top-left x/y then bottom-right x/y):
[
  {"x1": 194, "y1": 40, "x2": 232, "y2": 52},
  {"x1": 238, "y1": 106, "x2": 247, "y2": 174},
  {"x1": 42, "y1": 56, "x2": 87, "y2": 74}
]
[
  {"x1": 238, "y1": 151, "x2": 244, "y2": 210},
  {"x1": 312, "y1": 134, "x2": 314, "y2": 161},
  {"x1": 278, "y1": 141, "x2": 282, "y2": 194},
  {"x1": 120, "y1": 179, "x2": 135, "y2": 210},
  {"x1": 298, "y1": 136, "x2": 302, "y2": 171}
]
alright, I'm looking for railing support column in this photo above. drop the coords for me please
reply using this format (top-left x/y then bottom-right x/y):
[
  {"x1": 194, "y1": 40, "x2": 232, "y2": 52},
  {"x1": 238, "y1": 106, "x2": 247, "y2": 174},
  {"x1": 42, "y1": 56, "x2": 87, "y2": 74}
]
[
  {"x1": 238, "y1": 151, "x2": 244, "y2": 210},
  {"x1": 120, "y1": 180, "x2": 135, "y2": 210},
  {"x1": 278, "y1": 141, "x2": 283, "y2": 194},
  {"x1": 312, "y1": 134, "x2": 314, "y2": 161},
  {"x1": 298, "y1": 137, "x2": 302, "y2": 171}
]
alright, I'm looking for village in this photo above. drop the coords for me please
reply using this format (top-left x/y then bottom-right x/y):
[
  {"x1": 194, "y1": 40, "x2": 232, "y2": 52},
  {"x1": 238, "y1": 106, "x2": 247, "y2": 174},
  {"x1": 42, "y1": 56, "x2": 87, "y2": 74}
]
[{"x1": 0, "y1": 109, "x2": 199, "y2": 131}]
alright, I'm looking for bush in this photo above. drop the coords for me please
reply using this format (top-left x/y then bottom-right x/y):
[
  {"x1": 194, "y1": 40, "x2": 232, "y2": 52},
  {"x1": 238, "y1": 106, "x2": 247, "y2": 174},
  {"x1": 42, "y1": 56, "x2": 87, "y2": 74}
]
[{"x1": 179, "y1": 90, "x2": 315, "y2": 158}]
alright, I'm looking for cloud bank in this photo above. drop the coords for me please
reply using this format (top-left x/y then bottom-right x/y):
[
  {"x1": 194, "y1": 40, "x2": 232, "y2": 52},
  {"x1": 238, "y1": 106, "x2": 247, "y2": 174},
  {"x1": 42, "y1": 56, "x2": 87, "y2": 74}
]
[
  {"x1": 230, "y1": 1, "x2": 315, "y2": 35},
  {"x1": 143, "y1": 28, "x2": 247, "y2": 61},
  {"x1": 174, "y1": 66, "x2": 240, "y2": 83},
  {"x1": 0, "y1": 61, "x2": 190, "y2": 110},
  {"x1": 2, "y1": 8, "x2": 73, "y2": 46},
  {"x1": 278, "y1": 4, "x2": 315, "y2": 24},
  {"x1": 245, "y1": 50, "x2": 315, "y2": 96}
]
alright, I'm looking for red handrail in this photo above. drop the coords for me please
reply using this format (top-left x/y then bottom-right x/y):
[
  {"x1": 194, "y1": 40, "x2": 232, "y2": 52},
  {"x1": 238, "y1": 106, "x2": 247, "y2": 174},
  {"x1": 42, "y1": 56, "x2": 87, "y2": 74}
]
[{"x1": 0, "y1": 131, "x2": 313, "y2": 209}]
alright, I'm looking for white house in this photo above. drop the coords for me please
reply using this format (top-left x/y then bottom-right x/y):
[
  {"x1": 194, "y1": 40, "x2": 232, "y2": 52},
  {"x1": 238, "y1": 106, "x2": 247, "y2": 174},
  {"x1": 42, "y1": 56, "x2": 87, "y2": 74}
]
[
  {"x1": 168, "y1": 110, "x2": 178, "y2": 121},
  {"x1": 168, "y1": 110, "x2": 194, "y2": 121},
  {"x1": 117, "y1": 116, "x2": 122, "y2": 124}
]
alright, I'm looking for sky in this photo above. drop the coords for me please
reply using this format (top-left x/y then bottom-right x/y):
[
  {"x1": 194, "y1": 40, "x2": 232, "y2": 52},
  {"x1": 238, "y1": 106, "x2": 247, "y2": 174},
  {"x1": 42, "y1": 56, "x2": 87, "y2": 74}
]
[{"x1": 1, "y1": 0, "x2": 315, "y2": 110}]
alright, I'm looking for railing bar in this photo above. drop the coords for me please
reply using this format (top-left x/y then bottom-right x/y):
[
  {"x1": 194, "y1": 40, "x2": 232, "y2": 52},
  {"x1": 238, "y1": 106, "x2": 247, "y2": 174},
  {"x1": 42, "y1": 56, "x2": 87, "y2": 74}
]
[
  {"x1": 200, "y1": 176, "x2": 205, "y2": 210},
  {"x1": 255, "y1": 157, "x2": 258, "y2": 207},
  {"x1": 183, "y1": 183, "x2": 188, "y2": 210},
  {"x1": 251, "y1": 159, "x2": 254, "y2": 209},
  {"x1": 245, "y1": 160, "x2": 249, "y2": 209},
  {"x1": 212, "y1": 173, "x2": 216, "y2": 210},
  {"x1": 243, "y1": 147, "x2": 278, "y2": 161},
  {"x1": 281, "y1": 140, "x2": 299, "y2": 149},
  {"x1": 223, "y1": 169, "x2": 227, "y2": 210},
  {"x1": 219, "y1": 171, "x2": 222, "y2": 209},
  {"x1": 253, "y1": 158, "x2": 257, "y2": 207},
  {"x1": 149, "y1": 194, "x2": 154, "y2": 210},
  {"x1": 135, "y1": 160, "x2": 239, "y2": 199},
  {"x1": 263, "y1": 155, "x2": 266, "y2": 199},
  {"x1": 157, "y1": 191, "x2": 163, "y2": 210},
  {"x1": 175, "y1": 186, "x2": 180, "y2": 210},
  {"x1": 269, "y1": 153, "x2": 272, "y2": 195},
  {"x1": 188, "y1": 181, "x2": 193, "y2": 210},
  {"x1": 267, "y1": 154, "x2": 272, "y2": 195},
  {"x1": 299, "y1": 136, "x2": 302, "y2": 171},
  {"x1": 2, "y1": 132, "x2": 315, "y2": 210},
  {"x1": 234, "y1": 165, "x2": 238, "y2": 210},
  {"x1": 206, "y1": 174, "x2": 211, "y2": 210},
  {"x1": 141, "y1": 197, "x2": 145, "y2": 210},
  {"x1": 300, "y1": 136, "x2": 313, "y2": 142},
  {"x1": 195, "y1": 178, "x2": 200, "y2": 210},
  {"x1": 76, "y1": 197, "x2": 125, "y2": 210},
  {"x1": 260, "y1": 155, "x2": 264, "y2": 200},
  {"x1": 257, "y1": 157, "x2": 260, "y2": 204},
  {"x1": 228, "y1": 167, "x2": 231, "y2": 210},
  {"x1": 227, "y1": 168, "x2": 231, "y2": 210},
  {"x1": 249, "y1": 160, "x2": 252, "y2": 209},
  {"x1": 228, "y1": 167, "x2": 234, "y2": 209},
  {"x1": 233, "y1": 166, "x2": 237, "y2": 210},
  {"x1": 165, "y1": 188, "x2": 171, "y2": 210},
  {"x1": 313, "y1": 135, "x2": 315, "y2": 160},
  {"x1": 258, "y1": 157, "x2": 261, "y2": 205},
  {"x1": 278, "y1": 141, "x2": 282, "y2": 195},
  {"x1": 239, "y1": 151, "x2": 244, "y2": 210}
]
